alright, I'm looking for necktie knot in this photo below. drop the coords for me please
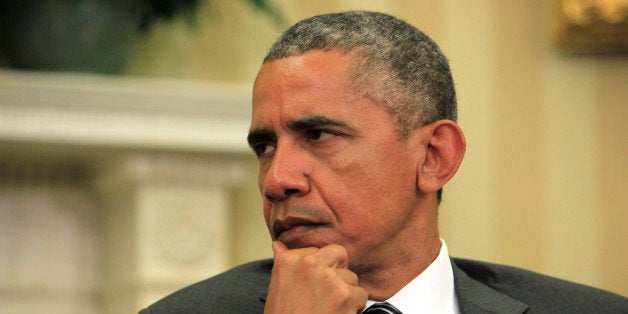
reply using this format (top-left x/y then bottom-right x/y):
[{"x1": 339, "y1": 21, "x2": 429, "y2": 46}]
[{"x1": 363, "y1": 302, "x2": 402, "y2": 314}]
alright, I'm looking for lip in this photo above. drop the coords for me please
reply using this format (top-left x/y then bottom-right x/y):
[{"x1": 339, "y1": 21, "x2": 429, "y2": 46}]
[{"x1": 273, "y1": 216, "x2": 323, "y2": 242}]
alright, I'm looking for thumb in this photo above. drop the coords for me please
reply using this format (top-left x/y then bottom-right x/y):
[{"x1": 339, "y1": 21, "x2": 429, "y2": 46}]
[{"x1": 272, "y1": 240, "x2": 288, "y2": 257}]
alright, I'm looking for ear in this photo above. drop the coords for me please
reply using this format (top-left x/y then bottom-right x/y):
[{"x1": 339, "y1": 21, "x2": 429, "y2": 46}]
[{"x1": 416, "y1": 120, "x2": 466, "y2": 195}]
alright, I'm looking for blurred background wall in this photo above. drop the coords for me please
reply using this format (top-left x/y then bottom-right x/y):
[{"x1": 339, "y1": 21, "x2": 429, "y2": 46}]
[{"x1": 0, "y1": 0, "x2": 626, "y2": 313}]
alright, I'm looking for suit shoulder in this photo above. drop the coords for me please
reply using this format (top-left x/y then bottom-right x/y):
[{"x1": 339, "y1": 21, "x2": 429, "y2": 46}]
[
  {"x1": 452, "y1": 258, "x2": 628, "y2": 312},
  {"x1": 140, "y1": 259, "x2": 273, "y2": 313}
]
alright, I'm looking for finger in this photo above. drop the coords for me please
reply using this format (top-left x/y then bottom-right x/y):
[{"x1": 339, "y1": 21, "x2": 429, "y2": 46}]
[
  {"x1": 271, "y1": 240, "x2": 288, "y2": 257},
  {"x1": 335, "y1": 268, "x2": 359, "y2": 286},
  {"x1": 349, "y1": 285, "x2": 369, "y2": 312},
  {"x1": 273, "y1": 241, "x2": 320, "y2": 260},
  {"x1": 272, "y1": 241, "x2": 323, "y2": 273},
  {"x1": 313, "y1": 243, "x2": 350, "y2": 269}
]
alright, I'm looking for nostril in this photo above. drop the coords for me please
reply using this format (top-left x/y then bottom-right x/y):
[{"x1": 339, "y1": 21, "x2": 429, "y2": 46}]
[
  {"x1": 263, "y1": 188, "x2": 302, "y2": 203},
  {"x1": 264, "y1": 191, "x2": 278, "y2": 203}
]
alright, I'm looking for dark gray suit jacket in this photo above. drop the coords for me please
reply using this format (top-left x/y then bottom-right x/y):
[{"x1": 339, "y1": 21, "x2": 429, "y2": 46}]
[{"x1": 140, "y1": 258, "x2": 627, "y2": 313}]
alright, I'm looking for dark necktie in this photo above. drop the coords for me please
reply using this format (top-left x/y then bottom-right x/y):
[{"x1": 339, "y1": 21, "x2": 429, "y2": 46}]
[{"x1": 363, "y1": 302, "x2": 402, "y2": 314}]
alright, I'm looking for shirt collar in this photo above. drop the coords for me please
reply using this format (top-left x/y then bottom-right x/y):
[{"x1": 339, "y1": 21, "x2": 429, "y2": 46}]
[{"x1": 365, "y1": 239, "x2": 459, "y2": 313}]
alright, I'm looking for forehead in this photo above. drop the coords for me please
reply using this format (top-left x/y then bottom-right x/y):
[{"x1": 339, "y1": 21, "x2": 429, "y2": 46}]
[
  {"x1": 251, "y1": 50, "x2": 366, "y2": 125},
  {"x1": 254, "y1": 50, "x2": 357, "y2": 97}
]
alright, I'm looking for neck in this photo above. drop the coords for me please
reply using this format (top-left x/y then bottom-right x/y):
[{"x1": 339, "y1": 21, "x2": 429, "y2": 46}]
[{"x1": 357, "y1": 223, "x2": 441, "y2": 301}]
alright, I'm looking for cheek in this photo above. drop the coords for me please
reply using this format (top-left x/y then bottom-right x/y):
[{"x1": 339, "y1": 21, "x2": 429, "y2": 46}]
[
  {"x1": 258, "y1": 176, "x2": 272, "y2": 228},
  {"x1": 326, "y1": 170, "x2": 387, "y2": 226},
  {"x1": 262, "y1": 202, "x2": 272, "y2": 224},
  {"x1": 333, "y1": 152, "x2": 417, "y2": 215},
  {"x1": 262, "y1": 202, "x2": 276, "y2": 240},
  {"x1": 257, "y1": 169, "x2": 268, "y2": 203}
]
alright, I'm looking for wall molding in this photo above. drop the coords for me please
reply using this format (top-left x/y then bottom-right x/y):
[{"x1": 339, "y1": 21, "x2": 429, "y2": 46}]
[{"x1": 0, "y1": 70, "x2": 253, "y2": 153}]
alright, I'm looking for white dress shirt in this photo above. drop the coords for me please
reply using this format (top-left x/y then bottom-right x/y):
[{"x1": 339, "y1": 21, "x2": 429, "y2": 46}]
[{"x1": 364, "y1": 239, "x2": 459, "y2": 313}]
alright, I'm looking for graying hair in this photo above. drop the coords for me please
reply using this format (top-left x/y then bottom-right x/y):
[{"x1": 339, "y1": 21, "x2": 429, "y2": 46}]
[{"x1": 264, "y1": 11, "x2": 457, "y2": 137}]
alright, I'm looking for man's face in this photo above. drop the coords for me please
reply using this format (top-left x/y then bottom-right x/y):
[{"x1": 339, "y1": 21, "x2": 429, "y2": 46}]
[{"x1": 249, "y1": 50, "x2": 426, "y2": 270}]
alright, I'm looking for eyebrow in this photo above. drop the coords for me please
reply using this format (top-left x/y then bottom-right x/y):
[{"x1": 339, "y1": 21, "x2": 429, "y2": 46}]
[
  {"x1": 247, "y1": 127, "x2": 276, "y2": 149},
  {"x1": 247, "y1": 115, "x2": 350, "y2": 149},
  {"x1": 288, "y1": 115, "x2": 348, "y2": 131}
]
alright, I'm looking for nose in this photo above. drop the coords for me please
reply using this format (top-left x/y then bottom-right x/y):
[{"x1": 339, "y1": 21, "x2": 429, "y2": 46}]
[{"x1": 261, "y1": 144, "x2": 309, "y2": 202}]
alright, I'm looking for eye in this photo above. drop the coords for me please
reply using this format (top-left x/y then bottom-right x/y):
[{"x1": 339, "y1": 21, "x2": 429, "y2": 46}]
[
  {"x1": 306, "y1": 129, "x2": 337, "y2": 141},
  {"x1": 253, "y1": 143, "x2": 276, "y2": 157}
]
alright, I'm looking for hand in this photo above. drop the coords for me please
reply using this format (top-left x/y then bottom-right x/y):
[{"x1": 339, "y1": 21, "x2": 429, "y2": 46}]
[{"x1": 264, "y1": 241, "x2": 368, "y2": 314}]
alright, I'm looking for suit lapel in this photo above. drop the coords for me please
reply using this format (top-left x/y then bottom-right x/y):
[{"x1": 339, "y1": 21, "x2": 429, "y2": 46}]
[
  {"x1": 451, "y1": 259, "x2": 529, "y2": 313},
  {"x1": 254, "y1": 259, "x2": 272, "y2": 307}
]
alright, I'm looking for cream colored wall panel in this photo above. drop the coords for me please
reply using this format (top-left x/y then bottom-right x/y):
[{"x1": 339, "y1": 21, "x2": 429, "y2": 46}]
[
  {"x1": 436, "y1": 0, "x2": 500, "y2": 262},
  {"x1": 541, "y1": 53, "x2": 600, "y2": 287}
]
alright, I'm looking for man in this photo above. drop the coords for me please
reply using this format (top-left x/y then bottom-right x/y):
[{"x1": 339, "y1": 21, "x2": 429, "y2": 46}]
[{"x1": 141, "y1": 11, "x2": 627, "y2": 313}]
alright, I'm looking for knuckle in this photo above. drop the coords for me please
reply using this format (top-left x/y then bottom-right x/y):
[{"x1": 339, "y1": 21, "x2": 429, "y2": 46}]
[
  {"x1": 346, "y1": 271, "x2": 359, "y2": 285},
  {"x1": 326, "y1": 243, "x2": 346, "y2": 255},
  {"x1": 301, "y1": 254, "x2": 319, "y2": 269},
  {"x1": 333, "y1": 285, "x2": 353, "y2": 303},
  {"x1": 321, "y1": 267, "x2": 336, "y2": 282}
]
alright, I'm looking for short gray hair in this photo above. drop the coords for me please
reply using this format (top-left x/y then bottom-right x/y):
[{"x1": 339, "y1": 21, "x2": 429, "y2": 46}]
[{"x1": 264, "y1": 11, "x2": 457, "y2": 137}]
